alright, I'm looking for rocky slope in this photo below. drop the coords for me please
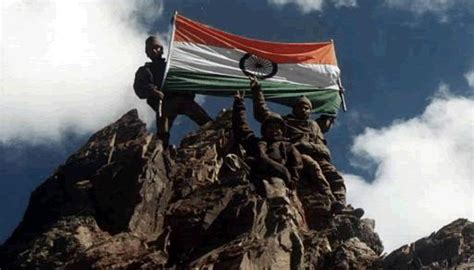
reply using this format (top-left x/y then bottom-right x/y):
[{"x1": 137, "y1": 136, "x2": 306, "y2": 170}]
[
  {"x1": 383, "y1": 218, "x2": 473, "y2": 269},
  {"x1": 0, "y1": 109, "x2": 470, "y2": 269}
]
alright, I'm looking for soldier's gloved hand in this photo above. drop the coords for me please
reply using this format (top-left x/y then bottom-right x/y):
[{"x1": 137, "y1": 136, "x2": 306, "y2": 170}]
[
  {"x1": 151, "y1": 88, "x2": 164, "y2": 100},
  {"x1": 249, "y1": 76, "x2": 261, "y2": 91},
  {"x1": 234, "y1": 91, "x2": 244, "y2": 102}
]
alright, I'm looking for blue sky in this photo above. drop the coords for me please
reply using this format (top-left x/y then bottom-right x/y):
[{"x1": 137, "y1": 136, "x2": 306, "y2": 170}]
[{"x1": 1, "y1": 0, "x2": 473, "y2": 252}]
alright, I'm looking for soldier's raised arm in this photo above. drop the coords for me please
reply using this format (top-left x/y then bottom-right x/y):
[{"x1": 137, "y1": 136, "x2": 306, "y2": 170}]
[
  {"x1": 249, "y1": 76, "x2": 273, "y2": 123},
  {"x1": 232, "y1": 91, "x2": 255, "y2": 143}
]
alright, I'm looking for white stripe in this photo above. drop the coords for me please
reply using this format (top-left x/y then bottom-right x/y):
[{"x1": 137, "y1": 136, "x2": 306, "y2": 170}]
[
  {"x1": 169, "y1": 42, "x2": 340, "y2": 89},
  {"x1": 171, "y1": 44, "x2": 244, "y2": 75}
]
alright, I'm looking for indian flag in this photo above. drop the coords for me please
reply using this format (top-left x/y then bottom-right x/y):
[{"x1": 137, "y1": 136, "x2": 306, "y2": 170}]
[{"x1": 163, "y1": 13, "x2": 344, "y2": 115}]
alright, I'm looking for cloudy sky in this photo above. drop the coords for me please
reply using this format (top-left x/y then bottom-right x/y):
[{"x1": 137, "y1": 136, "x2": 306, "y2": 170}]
[{"x1": 1, "y1": 0, "x2": 473, "y2": 253}]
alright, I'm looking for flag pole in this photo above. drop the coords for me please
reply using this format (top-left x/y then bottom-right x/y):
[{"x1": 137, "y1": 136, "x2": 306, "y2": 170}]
[
  {"x1": 163, "y1": 11, "x2": 178, "y2": 83},
  {"x1": 337, "y1": 77, "x2": 347, "y2": 112},
  {"x1": 158, "y1": 11, "x2": 178, "y2": 118},
  {"x1": 330, "y1": 39, "x2": 347, "y2": 112}
]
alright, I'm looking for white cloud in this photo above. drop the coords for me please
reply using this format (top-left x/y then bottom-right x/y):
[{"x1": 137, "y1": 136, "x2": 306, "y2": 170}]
[
  {"x1": 345, "y1": 87, "x2": 474, "y2": 253},
  {"x1": 332, "y1": 0, "x2": 357, "y2": 8},
  {"x1": 0, "y1": 0, "x2": 167, "y2": 144},
  {"x1": 465, "y1": 70, "x2": 474, "y2": 88},
  {"x1": 384, "y1": 0, "x2": 473, "y2": 17},
  {"x1": 267, "y1": 0, "x2": 357, "y2": 13},
  {"x1": 268, "y1": 0, "x2": 324, "y2": 13}
]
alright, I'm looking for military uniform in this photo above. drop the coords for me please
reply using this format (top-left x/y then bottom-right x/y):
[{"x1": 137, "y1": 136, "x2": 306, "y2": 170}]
[
  {"x1": 251, "y1": 85, "x2": 346, "y2": 204},
  {"x1": 232, "y1": 96, "x2": 302, "y2": 192},
  {"x1": 133, "y1": 59, "x2": 212, "y2": 146}
]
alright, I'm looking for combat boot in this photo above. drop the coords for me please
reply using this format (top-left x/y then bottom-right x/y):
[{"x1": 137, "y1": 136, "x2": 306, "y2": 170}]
[{"x1": 331, "y1": 202, "x2": 364, "y2": 219}]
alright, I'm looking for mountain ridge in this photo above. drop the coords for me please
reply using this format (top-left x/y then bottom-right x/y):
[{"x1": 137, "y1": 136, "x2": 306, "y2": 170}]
[{"x1": 0, "y1": 109, "x2": 471, "y2": 269}]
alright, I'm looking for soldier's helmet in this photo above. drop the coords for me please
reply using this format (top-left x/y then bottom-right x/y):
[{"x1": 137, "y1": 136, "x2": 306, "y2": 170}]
[
  {"x1": 293, "y1": 95, "x2": 313, "y2": 110},
  {"x1": 145, "y1": 36, "x2": 162, "y2": 47},
  {"x1": 261, "y1": 112, "x2": 287, "y2": 135}
]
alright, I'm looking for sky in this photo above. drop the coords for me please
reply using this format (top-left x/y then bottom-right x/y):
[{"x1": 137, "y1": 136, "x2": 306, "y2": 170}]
[{"x1": 1, "y1": 0, "x2": 473, "y2": 253}]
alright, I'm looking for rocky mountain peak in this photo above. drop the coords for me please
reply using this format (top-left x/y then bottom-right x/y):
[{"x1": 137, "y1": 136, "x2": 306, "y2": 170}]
[{"x1": 0, "y1": 110, "x2": 471, "y2": 269}]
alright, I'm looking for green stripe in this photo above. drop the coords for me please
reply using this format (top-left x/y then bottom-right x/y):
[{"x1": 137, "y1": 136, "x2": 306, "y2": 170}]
[{"x1": 163, "y1": 70, "x2": 342, "y2": 115}]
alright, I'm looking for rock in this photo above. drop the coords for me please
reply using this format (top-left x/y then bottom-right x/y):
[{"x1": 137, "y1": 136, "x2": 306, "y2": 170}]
[
  {"x1": 383, "y1": 218, "x2": 474, "y2": 269},
  {"x1": 3, "y1": 108, "x2": 467, "y2": 269},
  {"x1": 330, "y1": 237, "x2": 381, "y2": 270},
  {"x1": 0, "y1": 110, "x2": 172, "y2": 269},
  {"x1": 329, "y1": 216, "x2": 384, "y2": 255}
]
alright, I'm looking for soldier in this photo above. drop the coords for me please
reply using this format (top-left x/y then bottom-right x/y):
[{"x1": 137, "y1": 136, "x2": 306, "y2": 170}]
[
  {"x1": 232, "y1": 90, "x2": 302, "y2": 194},
  {"x1": 133, "y1": 36, "x2": 212, "y2": 147},
  {"x1": 250, "y1": 77, "x2": 362, "y2": 217}
]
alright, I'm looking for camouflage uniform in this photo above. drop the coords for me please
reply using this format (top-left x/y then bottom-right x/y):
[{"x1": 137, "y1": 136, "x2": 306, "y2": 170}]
[
  {"x1": 232, "y1": 96, "x2": 303, "y2": 192},
  {"x1": 251, "y1": 85, "x2": 346, "y2": 204},
  {"x1": 134, "y1": 59, "x2": 212, "y2": 146}
]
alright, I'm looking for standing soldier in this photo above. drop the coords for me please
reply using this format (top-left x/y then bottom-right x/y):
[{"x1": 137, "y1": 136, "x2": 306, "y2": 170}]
[
  {"x1": 133, "y1": 36, "x2": 212, "y2": 147},
  {"x1": 250, "y1": 77, "x2": 362, "y2": 217}
]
